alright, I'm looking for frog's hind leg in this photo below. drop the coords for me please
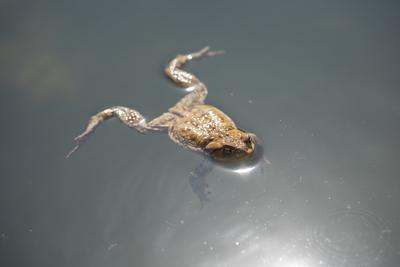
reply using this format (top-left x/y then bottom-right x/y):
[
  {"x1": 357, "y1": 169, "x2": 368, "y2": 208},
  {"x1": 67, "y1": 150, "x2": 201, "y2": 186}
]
[
  {"x1": 165, "y1": 46, "x2": 224, "y2": 89},
  {"x1": 66, "y1": 107, "x2": 175, "y2": 158},
  {"x1": 165, "y1": 46, "x2": 224, "y2": 112},
  {"x1": 189, "y1": 158, "x2": 215, "y2": 207}
]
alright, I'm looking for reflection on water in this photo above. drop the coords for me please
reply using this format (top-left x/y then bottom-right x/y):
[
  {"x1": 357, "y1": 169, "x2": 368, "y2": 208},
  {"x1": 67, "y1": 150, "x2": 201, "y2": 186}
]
[
  {"x1": 220, "y1": 145, "x2": 269, "y2": 179},
  {"x1": 189, "y1": 145, "x2": 266, "y2": 206},
  {"x1": 153, "y1": 201, "x2": 316, "y2": 267},
  {"x1": 0, "y1": 8, "x2": 77, "y2": 99},
  {"x1": 311, "y1": 208, "x2": 392, "y2": 266},
  {"x1": 149, "y1": 139, "x2": 396, "y2": 267},
  {"x1": 217, "y1": 144, "x2": 266, "y2": 172},
  {"x1": 153, "y1": 201, "x2": 393, "y2": 267},
  {"x1": 232, "y1": 165, "x2": 257, "y2": 175}
]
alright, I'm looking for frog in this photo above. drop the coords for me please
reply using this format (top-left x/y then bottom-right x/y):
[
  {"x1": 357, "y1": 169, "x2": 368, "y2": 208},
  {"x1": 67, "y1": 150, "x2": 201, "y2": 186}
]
[
  {"x1": 67, "y1": 46, "x2": 257, "y2": 161},
  {"x1": 67, "y1": 47, "x2": 261, "y2": 205}
]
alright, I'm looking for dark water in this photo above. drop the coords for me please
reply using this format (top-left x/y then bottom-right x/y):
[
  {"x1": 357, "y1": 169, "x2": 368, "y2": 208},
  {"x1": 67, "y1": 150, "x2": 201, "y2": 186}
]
[{"x1": 1, "y1": 1, "x2": 400, "y2": 266}]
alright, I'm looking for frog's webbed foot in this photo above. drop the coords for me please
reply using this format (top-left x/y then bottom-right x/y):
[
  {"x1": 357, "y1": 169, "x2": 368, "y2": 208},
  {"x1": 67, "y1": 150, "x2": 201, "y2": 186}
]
[
  {"x1": 66, "y1": 107, "x2": 174, "y2": 158},
  {"x1": 189, "y1": 159, "x2": 215, "y2": 207}
]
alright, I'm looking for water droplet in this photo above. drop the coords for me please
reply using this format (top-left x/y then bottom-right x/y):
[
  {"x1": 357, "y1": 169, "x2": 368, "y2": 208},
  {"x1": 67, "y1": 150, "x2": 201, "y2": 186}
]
[{"x1": 107, "y1": 243, "x2": 118, "y2": 250}]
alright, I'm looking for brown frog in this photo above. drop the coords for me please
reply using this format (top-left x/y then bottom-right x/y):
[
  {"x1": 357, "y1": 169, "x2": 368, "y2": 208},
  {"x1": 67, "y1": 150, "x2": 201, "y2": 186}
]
[{"x1": 67, "y1": 47, "x2": 257, "y2": 162}]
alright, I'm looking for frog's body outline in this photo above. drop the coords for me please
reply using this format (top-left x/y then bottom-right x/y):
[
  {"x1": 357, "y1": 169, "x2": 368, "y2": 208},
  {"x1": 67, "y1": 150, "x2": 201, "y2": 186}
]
[{"x1": 67, "y1": 47, "x2": 257, "y2": 162}]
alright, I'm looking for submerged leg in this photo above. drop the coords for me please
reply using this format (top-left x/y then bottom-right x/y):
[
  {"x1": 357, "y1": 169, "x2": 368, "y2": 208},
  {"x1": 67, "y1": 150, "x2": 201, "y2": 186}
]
[
  {"x1": 165, "y1": 46, "x2": 224, "y2": 112},
  {"x1": 66, "y1": 107, "x2": 174, "y2": 158},
  {"x1": 189, "y1": 159, "x2": 215, "y2": 207}
]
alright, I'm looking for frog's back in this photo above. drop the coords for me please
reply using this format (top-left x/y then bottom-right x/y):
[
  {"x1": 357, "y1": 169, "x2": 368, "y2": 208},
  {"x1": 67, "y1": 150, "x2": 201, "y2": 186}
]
[{"x1": 169, "y1": 105, "x2": 236, "y2": 151}]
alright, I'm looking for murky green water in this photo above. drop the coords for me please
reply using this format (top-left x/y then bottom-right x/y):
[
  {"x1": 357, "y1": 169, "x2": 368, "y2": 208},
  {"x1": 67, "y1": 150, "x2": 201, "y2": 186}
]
[{"x1": 1, "y1": 1, "x2": 400, "y2": 266}]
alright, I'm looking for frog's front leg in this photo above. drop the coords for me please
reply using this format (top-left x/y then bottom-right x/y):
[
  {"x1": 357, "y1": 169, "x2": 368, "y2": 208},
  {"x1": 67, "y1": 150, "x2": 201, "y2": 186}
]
[{"x1": 66, "y1": 107, "x2": 175, "y2": 158}]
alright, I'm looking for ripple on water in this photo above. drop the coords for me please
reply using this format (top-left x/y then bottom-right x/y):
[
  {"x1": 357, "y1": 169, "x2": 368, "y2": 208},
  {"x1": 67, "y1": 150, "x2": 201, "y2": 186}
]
[{"x1": 311, "y1": 209, "x2": 392, "y2": 266}]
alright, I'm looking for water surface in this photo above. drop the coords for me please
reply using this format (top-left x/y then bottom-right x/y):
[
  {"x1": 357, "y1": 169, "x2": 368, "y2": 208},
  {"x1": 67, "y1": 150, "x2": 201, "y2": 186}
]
[{"x1": 1, "y1": 1, "x2": 400, "y2": 266}]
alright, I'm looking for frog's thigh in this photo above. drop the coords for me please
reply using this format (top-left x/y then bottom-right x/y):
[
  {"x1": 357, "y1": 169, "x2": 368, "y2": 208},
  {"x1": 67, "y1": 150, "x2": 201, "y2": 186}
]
[{"x1": 169, "y1": 83, "x2": 208, "y2": 114}]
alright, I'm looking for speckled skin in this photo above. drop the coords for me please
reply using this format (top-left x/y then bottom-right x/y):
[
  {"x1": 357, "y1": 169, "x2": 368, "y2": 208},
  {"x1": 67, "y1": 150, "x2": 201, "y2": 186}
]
[
  {"x1": 170, "y1": 105, "x2": 237, "y2": 150},
  {"x1": 67, "y1": 47, "x2": 256, "y2": 162}
]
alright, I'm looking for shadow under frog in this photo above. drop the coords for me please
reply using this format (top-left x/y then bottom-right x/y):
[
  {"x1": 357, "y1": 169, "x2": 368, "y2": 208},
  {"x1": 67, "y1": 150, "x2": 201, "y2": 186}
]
[{"x1": 67, "y1": 47, "x2": 267, "y2": 206}]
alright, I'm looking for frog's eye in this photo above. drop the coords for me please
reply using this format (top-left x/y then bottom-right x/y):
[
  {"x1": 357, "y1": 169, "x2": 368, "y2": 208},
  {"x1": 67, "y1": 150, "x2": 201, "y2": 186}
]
[
  {"x1": 245, "y1": 138, "x2": 252, "y2": 146},
  {"x1": 248, "y1": 134, "x2": 258, "y2": 144},
  {"x1": 244, "y1": 138, "x2": 255, "y2": 149}
]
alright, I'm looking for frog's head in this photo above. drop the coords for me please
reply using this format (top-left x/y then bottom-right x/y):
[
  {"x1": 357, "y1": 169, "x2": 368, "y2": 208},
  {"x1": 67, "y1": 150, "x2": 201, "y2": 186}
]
[{"x1": 205, "y1": 129, "x2": 257, "y2": 162}]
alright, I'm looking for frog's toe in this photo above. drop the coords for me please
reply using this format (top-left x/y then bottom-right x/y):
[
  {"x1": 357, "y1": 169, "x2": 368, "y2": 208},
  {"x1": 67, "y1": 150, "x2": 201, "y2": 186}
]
[
  {"x1": 74, "y1": 132, "x2": 88, "y2": 142},
  {"x1": 206, "y1": 49, "x2": 225, "y2": 57},
  {"x1": 189, "y1": 46, "x2": 210, "y2": 59},
  {"x1": 66, "y1": 135, "x2": 86, "y2": 158},
  {"x1": 189, "y1": 46, "x2": 224, "y2": 60}
]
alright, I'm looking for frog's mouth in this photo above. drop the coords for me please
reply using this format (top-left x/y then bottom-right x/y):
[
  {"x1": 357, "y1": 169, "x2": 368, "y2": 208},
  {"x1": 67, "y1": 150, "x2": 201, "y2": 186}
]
[
  {"x1": 209, "y1": 144, "x2": 255, "y2": 162},
  {"x1": 211, "y1": 147, "x2": 264, "y2": 174},
  {"x1": 211, "y1": 151, "x2": 251, "y2": 162}
]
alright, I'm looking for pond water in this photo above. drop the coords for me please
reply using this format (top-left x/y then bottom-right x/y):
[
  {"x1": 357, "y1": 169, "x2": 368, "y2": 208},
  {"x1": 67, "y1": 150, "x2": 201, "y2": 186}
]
[{"x1": 1, "y1": 1, "x2": 400, "y2": 266}]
